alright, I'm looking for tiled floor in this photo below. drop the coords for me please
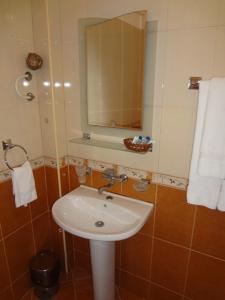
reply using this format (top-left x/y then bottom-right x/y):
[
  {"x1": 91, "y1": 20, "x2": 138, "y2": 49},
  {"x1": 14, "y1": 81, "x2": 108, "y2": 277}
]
[{"x1": 26, "y1": 267, "x2": 145, "y2": 300}]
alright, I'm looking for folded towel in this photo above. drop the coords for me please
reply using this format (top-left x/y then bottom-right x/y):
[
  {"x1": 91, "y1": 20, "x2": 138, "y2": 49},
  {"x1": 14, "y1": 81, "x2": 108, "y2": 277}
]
[
  {"x1": 12, "y1": 161, "x2": 37, "y2": 208},
  {"x1": 217, "y1": 181, "x2": 225, "y2": 211},
  {"x1": 187, "y1": 81, "x2": 222, "y2": 209},
  {"x1": 198, "y1": 78, "x2": 225, "y2": 179}
]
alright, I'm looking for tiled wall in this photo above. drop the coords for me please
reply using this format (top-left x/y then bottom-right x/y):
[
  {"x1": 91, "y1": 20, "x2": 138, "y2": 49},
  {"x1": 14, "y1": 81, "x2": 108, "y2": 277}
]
[
  {"x1": 0, "y1": 0, "x2": 43, "y2": 172},
  {"x1": 1, "y1": 158, "x2": 224, "y2": 299},
  {"x1": 0, "y1": 166, "x2": 52, "y2": 300},
  {"x1": 65, "y1": 159, "x2": 225, "y2": 300},
  {"x1": 57, "y1": 0, "x2": 225, "y2": 178}
]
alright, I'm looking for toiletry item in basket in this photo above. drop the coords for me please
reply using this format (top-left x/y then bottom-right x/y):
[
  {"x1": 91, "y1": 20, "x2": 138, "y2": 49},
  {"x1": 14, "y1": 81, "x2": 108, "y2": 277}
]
[
  {"x1": 132, "y1": 136, "x2": 152, "y2": 144},
  {"x1": 132, "y1": 136, "x2": 143, "y2": 144}
]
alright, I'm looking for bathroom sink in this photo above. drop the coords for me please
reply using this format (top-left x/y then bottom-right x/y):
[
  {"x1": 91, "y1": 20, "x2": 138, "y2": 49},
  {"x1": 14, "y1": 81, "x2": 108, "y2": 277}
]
[{"x1": 52, "y1": 185, "x2": 154, "y2": 241}]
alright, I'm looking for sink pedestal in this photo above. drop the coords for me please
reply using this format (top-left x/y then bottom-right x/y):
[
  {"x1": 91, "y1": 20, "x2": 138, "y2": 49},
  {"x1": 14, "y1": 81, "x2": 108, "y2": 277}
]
[{"x1": 90, "y1": 240, "x2": 115, "y2": 300}]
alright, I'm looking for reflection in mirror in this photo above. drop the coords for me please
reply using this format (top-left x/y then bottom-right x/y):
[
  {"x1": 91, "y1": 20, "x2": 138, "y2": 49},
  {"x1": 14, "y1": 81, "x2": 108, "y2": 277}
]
[{"x1": 86, "y1": 11, "x2": 147, "y2": 130}]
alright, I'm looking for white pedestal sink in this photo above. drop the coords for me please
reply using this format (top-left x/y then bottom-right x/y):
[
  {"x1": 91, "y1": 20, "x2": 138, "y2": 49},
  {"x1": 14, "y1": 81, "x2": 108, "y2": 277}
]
[{"x1": 52, "y1": 185, "x2": 154, "y2": 300}]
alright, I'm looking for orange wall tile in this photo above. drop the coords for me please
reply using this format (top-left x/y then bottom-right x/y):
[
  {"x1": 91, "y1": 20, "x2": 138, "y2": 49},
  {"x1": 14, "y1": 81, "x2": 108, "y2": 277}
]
[
  {"x1": 150, "y1": 283, "x2": 182, "y2": 300},
  {"x1": 67, "y1": 165, "x2": 225, "y2": 299},
  {"x1": 121, "y1": 233, "x2": 152, "y2": 280},
  {"x1": 2, "y1": 162, "x2": 225, "y2": 299},
  {"x1": 0, "y1": 179, "x2": 31, "y2": 237},
  {"x1": 155, "y1": 186, "x2": 195, "y2": 247},
  {"x1": 4, "y1": 223, "x2": 35, "y2": 281},
  {"x1": 0, "y1": 241, "x2": 10, "y2": 292},
  {"x1": 186, "y1": 251, "x2": 225, "y2": 300},
  {"x1": 0, "y1": 287, "x2": 14, "y2": 300},
  {"x1": 0, "y1": 167, "x2": 52, "y2": 299},
  {"x1": 45, "y1": 166, "x2": 60, "y2": 208},
  {"x1": 151, "y1": 239, "x2": 189, "y2": 293},
  {"x1": 192, "y1": 206, "x2": 225, "y2": 260}
]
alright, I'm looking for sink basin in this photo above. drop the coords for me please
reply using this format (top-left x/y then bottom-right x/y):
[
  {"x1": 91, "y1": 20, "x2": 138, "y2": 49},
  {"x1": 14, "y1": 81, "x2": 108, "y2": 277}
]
[
  {"x1": 52, "y1": 185, "x2": 154, "y2": 241},
  {"x1": 52, "y1": 185, "x2": 154, "y2": 300}
]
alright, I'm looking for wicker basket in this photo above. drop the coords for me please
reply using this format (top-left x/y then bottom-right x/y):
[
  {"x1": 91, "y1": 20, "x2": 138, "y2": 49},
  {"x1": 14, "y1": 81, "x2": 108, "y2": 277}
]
[{"x1": 123, "y1": 138, "x2": 152, "y2": 153}]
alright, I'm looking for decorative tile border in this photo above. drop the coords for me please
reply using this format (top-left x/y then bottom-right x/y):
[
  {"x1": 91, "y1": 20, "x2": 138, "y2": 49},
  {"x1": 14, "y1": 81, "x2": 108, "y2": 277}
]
[
  {"x1": 68, "y1": 155, "x2": 187, "y2": 190},
  {"x1": 152, "y1": 173, "x2": 188, "y2": 190},
  {"x1": 0, "y1": 157, "x2": 45, "y2": 183},
  {"x1": 31, "y1": 157, "x2": 45, "y2": 169},
  {"x1": 44, "y1": 156, "x2": 65, "y2": 168},
  {"x1": 87, "y1": 160, "x2": 114, "y2": 172},
  {"x1": 0, "y1": 170, "x2": 11, "y2": 182},
  {"x1": 66, "y1": 156, "x2": 84, "y2": 166},
  {"x1": 0, "y1": 154, "x2": 188, "y2": 190},
  {"x1": 117, "y1": 165, "x2": 148, "y2": 180}
]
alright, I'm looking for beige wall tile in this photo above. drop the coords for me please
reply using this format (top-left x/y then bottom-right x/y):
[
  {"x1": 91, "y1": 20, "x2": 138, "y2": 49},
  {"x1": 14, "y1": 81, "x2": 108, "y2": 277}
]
[
  {"x1": 163, "y1": 28, "x2": 216, "y2": 109},
  {"x1": 45, "y1": 0, "x2": 225, "y2": 180},
  {"x1": 219, "y1": 0, "x2": 225, "y2": 25},
  {"x1": 212, "y1": 27, "x2": 225, "y2": 77},
  {"x1": 158, "y1": 107, "x2": 196, "y2": 177},
  {"x1": 167, "y1": 0, "x2": 221, "y2": 30},
  {"x1": 0, "y1": 0, "x2": 43, "y2": 171}
]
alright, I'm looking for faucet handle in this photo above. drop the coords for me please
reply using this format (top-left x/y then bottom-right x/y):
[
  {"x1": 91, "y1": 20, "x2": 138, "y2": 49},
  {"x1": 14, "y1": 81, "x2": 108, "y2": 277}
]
[
  {"x1": 102, "y1": 168, "x2": 115, "y2": 179},
  {"x1": 119, "y1": 174, "x2": 128, "y2": 182},
  {"x1": 102, "y1": 169, "x2": 128, "y2": 183}
]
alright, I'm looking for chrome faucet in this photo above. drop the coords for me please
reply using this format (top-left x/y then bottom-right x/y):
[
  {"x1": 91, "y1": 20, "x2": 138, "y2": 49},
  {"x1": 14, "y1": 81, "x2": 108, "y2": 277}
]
[
  {"x1": 98, "y1": 181, "x2": 115, "y2": 194},
  {"x1": 98, "y1": 168, "x2": 128, "y2": 194}
]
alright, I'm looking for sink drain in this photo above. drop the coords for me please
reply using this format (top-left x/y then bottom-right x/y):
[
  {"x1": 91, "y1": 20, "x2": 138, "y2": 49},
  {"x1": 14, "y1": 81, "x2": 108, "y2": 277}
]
[{"x1": 95, "y1": 220, "x2": 104, "y2": 227}]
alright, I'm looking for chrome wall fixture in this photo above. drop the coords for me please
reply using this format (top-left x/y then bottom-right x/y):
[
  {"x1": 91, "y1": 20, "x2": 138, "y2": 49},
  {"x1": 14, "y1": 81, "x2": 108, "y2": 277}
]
[
  {"x1": 2, "y1": 140, "x2": 29, "y2": 170},
  {"x1": 15, "y1": 71, "x2": 35, "y2": 101},
  {"x1": 188, "y1": 76, "x2": 202, "y2": 90}
]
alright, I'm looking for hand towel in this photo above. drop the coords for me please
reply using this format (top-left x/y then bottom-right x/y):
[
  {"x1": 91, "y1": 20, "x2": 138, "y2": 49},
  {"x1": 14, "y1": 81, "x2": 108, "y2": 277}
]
[
  {"x1": 12, "y1": 161, "x2": 37, "y2": 208},
  {"x1": 217, "y1": 181, "x2": 225, "y2": 211},
  {"x1": 198, "y1": 78, "x2": 225, "y2": 179},
  {"x1": 187, "y1": 81, "x2": 222, "y2": 209}
]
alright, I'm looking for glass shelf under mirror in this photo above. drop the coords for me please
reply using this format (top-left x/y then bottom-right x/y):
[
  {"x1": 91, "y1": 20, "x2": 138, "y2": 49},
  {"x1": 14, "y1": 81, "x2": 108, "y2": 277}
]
[{"x1": 70, "y1": 138, "x2": 152, "y2": 154}]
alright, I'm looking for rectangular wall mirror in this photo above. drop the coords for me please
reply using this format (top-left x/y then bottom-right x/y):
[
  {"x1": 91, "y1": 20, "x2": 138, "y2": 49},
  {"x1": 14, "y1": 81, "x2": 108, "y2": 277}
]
[{"x1": 85, "y1": 11, "x2": 147, "y2": 130}]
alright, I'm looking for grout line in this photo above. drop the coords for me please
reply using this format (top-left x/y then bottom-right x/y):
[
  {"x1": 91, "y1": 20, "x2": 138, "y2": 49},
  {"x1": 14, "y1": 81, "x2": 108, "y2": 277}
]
[
  {"x1": 150, "y1": 234, "x2": 225, "y2": 264},
  {"x1": 68, "y1": 164, "x2": 72, "y2": 191},
  {"x1": 182, "y1": 205, "x2": 197, "y2": 299},
  {"x1": 148, "y1": 184, "x2": 158, "y2": 298},
  {"x1": 72, "y1": 280, "x2": 78, "y2": 300},
  {"x1": 20, "y1": 289, "x2": 32, "y2": 300},
  {"x1": 29, "y1": 204, "x2": 37, "y2": 254},
  {"x1": 119, "y1": 269, "x2": 150, "y2": 284},
  {"x1": 44, "y1": 165, "x2": 50, "y2": 210},
  {"x1": 0, "y1": 223, "x2": 3, "y2": 242},
  {"x1": 191, "y1": 248, "x2": 225, "y2": 262},
  {"x1": 116, "y1": 285, "x2": 122, "y2": 300},
  {"x1": 3, "y1": 208, "x2": 49, "y2": 240},
  {"x1": 31, "y1": 209, "x2": 49, "y2": 222},
  {"x1": 3, "y1": 220, "x2": 31, "y2": 240},
  {"x1": 1, "y1": 231, "x2": 14, "y2": 300},
  {"x1": 11, "y1": 270, "x2": 29, "y2": 285},
  {"x1": 150, "y1": 281, "x2": 183, "y2": 297},
  {"x1": 0, "y1": 285, "x2": 14, "y2": 299},
  {"x1": 153, "y1": 236, "x2": 189, "y2": 250}
]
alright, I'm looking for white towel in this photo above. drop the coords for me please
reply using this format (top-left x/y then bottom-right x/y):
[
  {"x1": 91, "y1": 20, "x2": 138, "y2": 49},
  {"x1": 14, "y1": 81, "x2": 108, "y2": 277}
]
[
  {"x1": 11, "y1": 161, "x2": 37, "y2": 208},
  {"x1": 187, "y1": 81, "x2": 222, "y2": 209},
  {"x1": 217, "y1": 181, "x2": 225, "y2": 211},
  {"x1": 198, "y1": 78, "x2": 225, "y2": 179}
]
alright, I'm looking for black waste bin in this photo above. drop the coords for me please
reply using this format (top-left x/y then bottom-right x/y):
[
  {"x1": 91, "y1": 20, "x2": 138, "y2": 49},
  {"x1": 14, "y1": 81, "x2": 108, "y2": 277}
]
[{"x1": 29, "y1": 250, "x2": 60, "y2": 299}]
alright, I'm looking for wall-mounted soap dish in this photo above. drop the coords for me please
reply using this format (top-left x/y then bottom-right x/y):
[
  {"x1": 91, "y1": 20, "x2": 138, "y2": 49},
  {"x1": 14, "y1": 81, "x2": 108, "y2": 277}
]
[{"x1": 133, "y1": 179, "x2": 151, "y2": 192}]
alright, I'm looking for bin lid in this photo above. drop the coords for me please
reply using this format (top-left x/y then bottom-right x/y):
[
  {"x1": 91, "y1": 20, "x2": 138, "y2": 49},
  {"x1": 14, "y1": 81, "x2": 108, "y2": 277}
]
[{"x1": 30, "y1": 250, "x2": 59, "y2": 272}]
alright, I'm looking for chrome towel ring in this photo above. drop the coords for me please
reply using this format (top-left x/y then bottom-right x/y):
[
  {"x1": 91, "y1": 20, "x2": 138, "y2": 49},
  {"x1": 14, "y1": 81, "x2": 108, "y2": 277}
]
[{"x1": 2, "y1": 141, "x2": 29, "y2": 171}]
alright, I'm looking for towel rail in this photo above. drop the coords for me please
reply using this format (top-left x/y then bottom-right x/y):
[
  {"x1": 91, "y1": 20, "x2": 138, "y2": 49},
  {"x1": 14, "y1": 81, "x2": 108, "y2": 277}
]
[
  {"x1": 188, "y1": 77, "x2": 202, "y2": 90},
  {"x1": 2, "y1": 141, "x2": 29, "y2": 170}
]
